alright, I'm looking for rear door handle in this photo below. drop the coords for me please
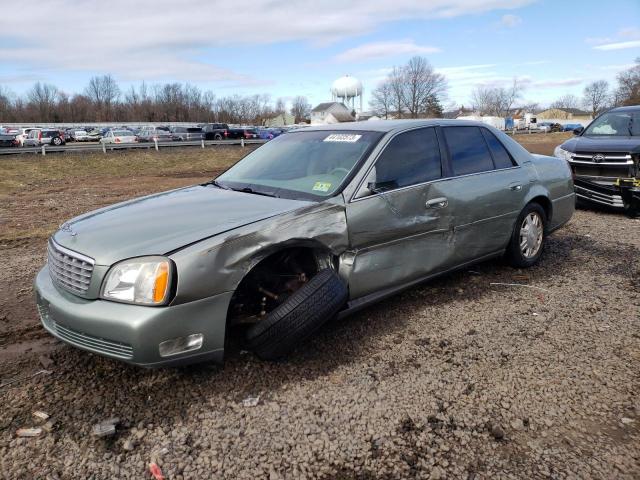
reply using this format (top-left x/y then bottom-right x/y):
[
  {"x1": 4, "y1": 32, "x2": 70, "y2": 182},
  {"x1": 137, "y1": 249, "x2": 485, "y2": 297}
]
[{"x1": 426, "y1": 197, "x2": 448, "y2": 209}]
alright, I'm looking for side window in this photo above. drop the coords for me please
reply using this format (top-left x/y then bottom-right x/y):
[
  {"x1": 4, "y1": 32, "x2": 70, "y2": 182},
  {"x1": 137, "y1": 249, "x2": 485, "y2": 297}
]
[
  {"x1": 481, "y1": 129, "x2": 516, "y2": 169},
  {"x1": 373, "y1": 128, "x2": 442, "y2": 191},
  {"x1": 443, "y1": 127, "x2": 494, "y2": 176}
]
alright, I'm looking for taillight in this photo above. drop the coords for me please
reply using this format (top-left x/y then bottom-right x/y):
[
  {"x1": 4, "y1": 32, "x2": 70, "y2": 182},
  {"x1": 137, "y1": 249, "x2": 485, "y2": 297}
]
[
  {"x1": 38, "y1": 132, "x2": 42, "y2": 140},
  {"x1": 115, "y1": 138, "x2": 121, "y2": 143},
  {"x1": 224, "y1": 130, "x2": 228, "y2": 137}
]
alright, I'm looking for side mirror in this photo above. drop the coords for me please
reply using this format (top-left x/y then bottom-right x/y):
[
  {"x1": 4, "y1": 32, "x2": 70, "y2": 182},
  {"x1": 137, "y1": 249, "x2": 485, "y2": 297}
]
[{"x1": 573, "y1": 127, "x2": 584, "y2": 135}]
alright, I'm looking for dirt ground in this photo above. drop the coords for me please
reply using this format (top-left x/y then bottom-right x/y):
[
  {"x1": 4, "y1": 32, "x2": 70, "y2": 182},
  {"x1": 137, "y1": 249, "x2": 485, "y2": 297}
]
[{"x1": 1, "y1": 134, "x2": 639, "y2": 479}]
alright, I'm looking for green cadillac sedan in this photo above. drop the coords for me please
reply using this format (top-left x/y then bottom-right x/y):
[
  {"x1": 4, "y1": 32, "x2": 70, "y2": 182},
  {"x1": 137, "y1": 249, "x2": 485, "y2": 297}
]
[{"x1": 35, "y1": 120, "x2": 575, "y2": 366}]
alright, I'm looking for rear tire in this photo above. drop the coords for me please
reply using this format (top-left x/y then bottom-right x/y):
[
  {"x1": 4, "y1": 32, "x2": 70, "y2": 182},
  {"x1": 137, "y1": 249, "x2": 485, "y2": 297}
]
[
  {"x1": 245, "y1": 269, "x2": 348, "y2": 360},
  {"x1": 52, "y1": 137, "x2": 62, "y2": 146},
  {"x1": 214, "y1": 133, "x2": 222, "y2": 140},
  {"x1": 505, "y1": 203, "x2": 546, "y2": 268}
]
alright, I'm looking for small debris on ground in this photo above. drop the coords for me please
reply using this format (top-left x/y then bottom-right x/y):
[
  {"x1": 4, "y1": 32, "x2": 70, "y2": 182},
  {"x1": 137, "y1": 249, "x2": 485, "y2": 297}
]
[
  {"x1": 242, "y1": 396, "x2": 260, "y2": 407},
  {"x1": 92, "y1": 417, "x2": 120, "y2": 437},
  {"x1": 32, "y1": 411, "x2": 49, "y2": 421},
  {"x1": 16, "y1": 428, "x2": 42, "y2": 438},
  {"x1": 149, "y1": 462, "x2": 165, "y2": 480}
]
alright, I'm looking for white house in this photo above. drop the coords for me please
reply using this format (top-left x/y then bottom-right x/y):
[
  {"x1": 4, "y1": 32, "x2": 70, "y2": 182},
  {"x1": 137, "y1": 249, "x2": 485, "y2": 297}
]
[{"x1": 310, "y1": 102, "x2": 355, "y2": 125}]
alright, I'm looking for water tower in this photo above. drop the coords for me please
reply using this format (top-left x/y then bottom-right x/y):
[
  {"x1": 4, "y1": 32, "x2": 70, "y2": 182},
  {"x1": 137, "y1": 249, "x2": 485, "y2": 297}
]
[{"x1": 331, "y1": 75, "x2": 363, "y2": 115}]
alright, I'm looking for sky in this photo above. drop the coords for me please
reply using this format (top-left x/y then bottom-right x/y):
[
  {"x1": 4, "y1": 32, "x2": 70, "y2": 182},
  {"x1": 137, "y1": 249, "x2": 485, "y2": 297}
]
[{"x1": 0, "y1": 0, "x2": 639, "y2": 111}]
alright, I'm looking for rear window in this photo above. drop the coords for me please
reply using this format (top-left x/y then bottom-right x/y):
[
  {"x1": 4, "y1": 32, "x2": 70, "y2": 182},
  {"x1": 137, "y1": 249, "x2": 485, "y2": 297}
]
[
  {"x1": 187, "y1": 128, "x2": 202, "y2": 133},
  {"x1": 42, "y1": 131, "x2": 58, "y2": 138},
  {"x1": 481, "y1": 129, "x2": 515, "y2": 169},
  {"x1": 443, "y1": 127, "x2": 494, "y2": 176}
]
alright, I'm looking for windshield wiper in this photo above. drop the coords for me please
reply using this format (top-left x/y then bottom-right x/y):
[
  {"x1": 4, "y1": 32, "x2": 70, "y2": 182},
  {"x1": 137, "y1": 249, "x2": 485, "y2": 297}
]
[
  {"x1": 234, "y1": 186, "x2": 278, "y2": 198},
  {"x1": 205, "y1": 179, "x2": 231, "y2": 190}
]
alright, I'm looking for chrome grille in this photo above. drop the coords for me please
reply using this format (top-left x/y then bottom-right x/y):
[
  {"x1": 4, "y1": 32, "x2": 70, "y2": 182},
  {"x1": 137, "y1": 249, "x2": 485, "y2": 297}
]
[
  {"x1": 53, "y1": 321, "x2": 134, "y2": 359},
  {"x1": 47, "y1": 240, "x2": 94, "y2": 294}
]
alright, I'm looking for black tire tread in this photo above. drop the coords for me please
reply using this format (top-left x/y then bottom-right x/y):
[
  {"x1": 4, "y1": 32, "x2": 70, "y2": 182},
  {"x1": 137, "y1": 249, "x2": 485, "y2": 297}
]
[{"x1": 245, "y1": 269, "x2": 348, "y2": 360}]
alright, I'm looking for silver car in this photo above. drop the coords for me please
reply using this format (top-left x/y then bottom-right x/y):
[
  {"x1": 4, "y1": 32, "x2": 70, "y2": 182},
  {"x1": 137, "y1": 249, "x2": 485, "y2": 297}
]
[
  {"x1": 100, "y1": 129, "x2": 137, "y2": 144},
  {"x1": 34, "y1": 120, "x2": 575, "y2": 367}
]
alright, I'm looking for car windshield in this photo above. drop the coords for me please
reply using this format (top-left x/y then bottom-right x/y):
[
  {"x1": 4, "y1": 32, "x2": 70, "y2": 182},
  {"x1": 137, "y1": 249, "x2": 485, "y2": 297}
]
[
  {"x1": 584, "y1": 111, "x2": 640, "y2": 136},
  {"x1": 216, "y1": 130, "x2": 382, "y2": 199}
]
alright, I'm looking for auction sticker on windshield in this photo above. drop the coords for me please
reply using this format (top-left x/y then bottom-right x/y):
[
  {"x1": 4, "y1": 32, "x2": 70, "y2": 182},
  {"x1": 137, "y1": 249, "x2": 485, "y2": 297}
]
[
  {"x1": 323, "y1": 134, "x2": 362, "y2": 143},
  {"x1": 312, "y1": 182, "x2": 332, "y2": 192}
]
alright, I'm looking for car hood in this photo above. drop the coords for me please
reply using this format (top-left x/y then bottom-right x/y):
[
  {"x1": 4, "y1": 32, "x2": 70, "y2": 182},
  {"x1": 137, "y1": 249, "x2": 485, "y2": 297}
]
[
  {"x1": 561, "y1": 135, "x2": 640, "y2": 153},
  {"x1": 53, "y1": 185, "x2": 312, "y2": 266}
]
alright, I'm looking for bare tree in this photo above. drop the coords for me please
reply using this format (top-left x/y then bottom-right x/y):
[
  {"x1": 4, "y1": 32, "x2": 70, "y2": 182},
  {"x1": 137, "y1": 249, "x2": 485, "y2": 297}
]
[
  {"x1": 388, "y1": 66, "x2": 406, "y2": 118},
  {"x1": 290, "y1": 96, "x2": 311, "y2": 123},
  {"x1": 84, "y1": 74, "x2": 120, "y2": 120},
  {"x1": 27, "y1": 82, "x2": 59, "y2": 122},
  {"x1": 470, "y1": 78, "x2": 523, "y2": 116},
  {"x1": 614, "y1": 58, "x2": 640, "y2": 107},
  {"x1": 582, "y1": 80, "x2": 610, "y2": 117},
  {"x1": 401, "y1": 56, "x2": 447, "y2": 118},
  {"x1": 369, "y1": 81, "x2": 393, "y2": 119},
  {"x1": 550, "y1": 94, "x2": 580, "y2": 110}
]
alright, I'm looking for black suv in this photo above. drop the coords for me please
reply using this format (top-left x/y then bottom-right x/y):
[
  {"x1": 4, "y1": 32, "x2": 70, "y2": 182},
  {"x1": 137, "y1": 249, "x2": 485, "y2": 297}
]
[
  {"x1": 554, "y1": 105, "x2": 639, "y2": 215},
  {"x1": 200, "y1": 123, "x2": 229, "y2": 140}
]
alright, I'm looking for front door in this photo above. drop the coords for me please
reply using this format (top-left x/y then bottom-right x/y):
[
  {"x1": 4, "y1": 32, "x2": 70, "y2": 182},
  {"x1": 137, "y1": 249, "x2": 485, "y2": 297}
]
[{"x1": 345, "y1": 127, "x2": 455, "y2": 299}]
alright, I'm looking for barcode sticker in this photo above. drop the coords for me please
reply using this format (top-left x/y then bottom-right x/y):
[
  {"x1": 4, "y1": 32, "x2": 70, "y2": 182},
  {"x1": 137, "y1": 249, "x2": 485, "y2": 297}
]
[{"x1": 323, "y1": 134, "x2": 362, "y2": 143}]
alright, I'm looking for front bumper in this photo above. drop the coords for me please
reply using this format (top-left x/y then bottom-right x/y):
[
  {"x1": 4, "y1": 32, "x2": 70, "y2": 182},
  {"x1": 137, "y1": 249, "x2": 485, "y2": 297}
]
[
  {"x1": 34, "y1": 265, "x2": 233, "y2": 367},
  {"x1": 574, "y1": 178, "x2": 625, "y2": 209}
]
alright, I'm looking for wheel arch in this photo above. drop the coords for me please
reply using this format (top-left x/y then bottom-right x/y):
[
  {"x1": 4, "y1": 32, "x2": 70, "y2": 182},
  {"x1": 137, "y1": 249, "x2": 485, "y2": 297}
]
[
  {"x1": 224, "y1": 239, "x2": 340, "y2": 323},
  {"x1": 528, "y1": 195, "x2": 553, "y2": 226}
]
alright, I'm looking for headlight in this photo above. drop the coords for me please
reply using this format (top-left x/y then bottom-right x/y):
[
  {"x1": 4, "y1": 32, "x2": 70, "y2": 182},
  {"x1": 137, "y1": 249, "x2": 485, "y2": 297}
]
[
  {"x1": 553, "y1": 146, "x2": 573, "y2": 161},
  {"x1": 101, "y1": 257, "x2": 173, "y2": 305}
]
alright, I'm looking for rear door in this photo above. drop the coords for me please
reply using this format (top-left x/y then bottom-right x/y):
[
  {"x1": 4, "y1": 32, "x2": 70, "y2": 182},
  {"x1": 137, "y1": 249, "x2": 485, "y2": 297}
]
[
  {"x1": 439, "y1": 126, "x2": 528, "y2": 264},
  {"x1": 346, "y1": 127, "x2": 454, "y2": 299}
]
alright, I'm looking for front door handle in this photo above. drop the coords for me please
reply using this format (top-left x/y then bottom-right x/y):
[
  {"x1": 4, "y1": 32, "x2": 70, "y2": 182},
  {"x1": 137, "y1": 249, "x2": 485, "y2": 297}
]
[
  {"x1": 426, "y1": 197, "x2": 448, "y2": 209},
  {"x1": 510, "y1": 184, "x2": 522, "y2": 191}
]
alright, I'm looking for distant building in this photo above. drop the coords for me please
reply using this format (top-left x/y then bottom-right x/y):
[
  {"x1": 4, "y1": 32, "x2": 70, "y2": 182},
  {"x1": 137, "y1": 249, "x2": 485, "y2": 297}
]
[
  {"x1": 310, "y1": 102, "x2": 355, "y2": 125},
  {"x1": 537, "y1": 108, "x2": 592, "y2": 121},
  {"x1": 264, "y1": 112, "x2": 295, "y2": 127}
]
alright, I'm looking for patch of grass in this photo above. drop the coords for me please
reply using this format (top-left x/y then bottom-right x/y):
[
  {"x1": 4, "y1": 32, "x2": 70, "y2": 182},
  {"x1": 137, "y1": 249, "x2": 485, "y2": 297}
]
[{"x1": 0, "y1": 146, "x2": 252, "y2": 196}]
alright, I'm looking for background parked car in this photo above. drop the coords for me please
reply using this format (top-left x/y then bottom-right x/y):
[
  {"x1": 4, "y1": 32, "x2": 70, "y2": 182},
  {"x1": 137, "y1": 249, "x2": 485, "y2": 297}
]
[
  {"x1": 256, "y1": 128, "x2": 284, "y2": 140},
  {"x1": 200, "y1": 123, "x2": 229, "y2": 140},
  {"x1": 14, "y1": 127, "x2": 35, "y2": 146},
  {"x1": 23, "y1": 128, "x2": 66, "y2": 146},
  {"x1": 227, "y1": 127, "x2": 259, "y2": 139},
  {"x1": 170, "y1": 126, "x2": 205, "y2": 141},
  {"x1": 537, "y1": 122, "x2": 563, "y2": 133},
  {"x1": 65, "y1": 129, "x2": 90, "y2": 142},
  {"x1": 100, "y1": 129, "x2": 137, "y2": 144},
  {"x1": 0, "y1": 132, "x2": 19, "y2": 148},
  {"x1": 137, "y1": 126, "x2": 174, "y2": 142},
  {"x1": 562, "y1": 123, "x2": 584, "y2": 132}
]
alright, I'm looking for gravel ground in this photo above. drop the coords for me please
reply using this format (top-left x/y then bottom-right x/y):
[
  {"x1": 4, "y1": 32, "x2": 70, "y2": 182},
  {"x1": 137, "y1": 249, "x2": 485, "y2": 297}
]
[{"x1": 1, "y1": 208, "x2": 639, "y2": 479}]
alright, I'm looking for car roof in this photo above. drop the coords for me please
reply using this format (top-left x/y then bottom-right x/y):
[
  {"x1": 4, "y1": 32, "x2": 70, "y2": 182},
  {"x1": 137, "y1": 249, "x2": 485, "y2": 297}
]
[
  {"x1": 301, "y1": 119, "x2": 491, "y2": 134},
  {"x1": 608, "y1": 105, "x2": 640, "y2": 113}
]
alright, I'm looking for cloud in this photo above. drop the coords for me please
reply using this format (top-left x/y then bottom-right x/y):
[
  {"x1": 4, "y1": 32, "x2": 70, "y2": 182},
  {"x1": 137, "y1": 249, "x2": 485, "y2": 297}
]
[
  {"x1": 531, "y1": 78, "x2": 583, "y2": 88},
  {"x1": 334, "y1": 41, "x2": 440, "y2": 63},
  {"x1": 588, "y1": 27, "x2": 640, "y2": 50},
  {"x1": 593, "y1": 40, "x2": 640, "y2": 51},
  {"x1": 500, "y1": 14, "x2": 522, "y2": 28},
  {"x1": 0, "y1": 0, "x2": 536, "y2": 84}
]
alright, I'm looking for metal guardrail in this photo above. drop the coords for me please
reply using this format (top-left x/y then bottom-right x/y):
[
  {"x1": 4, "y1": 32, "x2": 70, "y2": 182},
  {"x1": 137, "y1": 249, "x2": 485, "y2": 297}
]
[{"x1": 0, "y1": 138, "x2": 268, "y2": 156}]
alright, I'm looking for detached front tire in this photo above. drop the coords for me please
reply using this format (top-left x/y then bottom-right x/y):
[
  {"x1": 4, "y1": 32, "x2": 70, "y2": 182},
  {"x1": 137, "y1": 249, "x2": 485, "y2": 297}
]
[
  {"x1": 506, "y1": 202, "x2": 546, "y2": 268},
  {"x1": 245, "y1": 268, "x2": 348, "y2": 360}
]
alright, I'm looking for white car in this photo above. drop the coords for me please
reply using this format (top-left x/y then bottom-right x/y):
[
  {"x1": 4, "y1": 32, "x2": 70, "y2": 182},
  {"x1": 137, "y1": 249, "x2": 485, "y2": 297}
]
[
  {"x1": 15, "y1": 127, "x2": 36, "y2": 146},
  {"x1": 100, "y1": 130, "x2": 137, "y2": 144}
]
